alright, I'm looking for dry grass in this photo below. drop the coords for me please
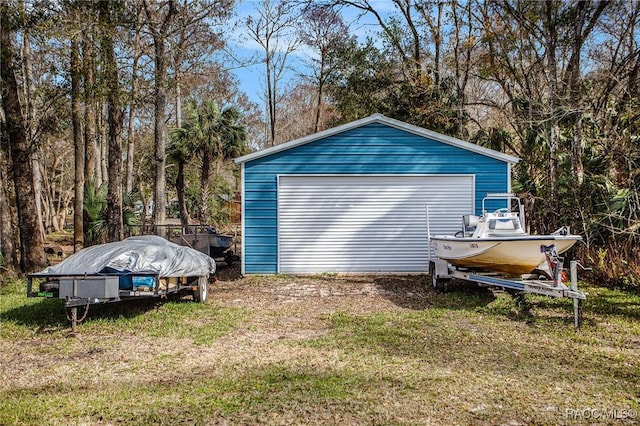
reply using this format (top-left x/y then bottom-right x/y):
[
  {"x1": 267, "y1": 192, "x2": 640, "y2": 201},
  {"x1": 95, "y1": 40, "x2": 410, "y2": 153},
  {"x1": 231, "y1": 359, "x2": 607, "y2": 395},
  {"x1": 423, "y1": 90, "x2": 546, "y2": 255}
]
[{"x1": 1, "y1": 266, "x2": 639, "y2": 425}]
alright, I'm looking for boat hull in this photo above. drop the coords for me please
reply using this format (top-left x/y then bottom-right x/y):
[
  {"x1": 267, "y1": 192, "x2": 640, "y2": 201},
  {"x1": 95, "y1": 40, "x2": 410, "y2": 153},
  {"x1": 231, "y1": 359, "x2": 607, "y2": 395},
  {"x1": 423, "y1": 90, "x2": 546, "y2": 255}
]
[{"x1": 430, "y1": 235, "x2": 581, "y2": 276}]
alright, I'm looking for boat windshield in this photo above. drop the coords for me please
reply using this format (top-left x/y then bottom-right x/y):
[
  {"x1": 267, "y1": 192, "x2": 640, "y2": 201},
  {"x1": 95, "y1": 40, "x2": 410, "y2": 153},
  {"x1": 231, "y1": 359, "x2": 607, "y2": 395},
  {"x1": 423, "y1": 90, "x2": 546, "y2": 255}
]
[{"x1": 488, "y1": 217, "x2": 521, "y2": 231}]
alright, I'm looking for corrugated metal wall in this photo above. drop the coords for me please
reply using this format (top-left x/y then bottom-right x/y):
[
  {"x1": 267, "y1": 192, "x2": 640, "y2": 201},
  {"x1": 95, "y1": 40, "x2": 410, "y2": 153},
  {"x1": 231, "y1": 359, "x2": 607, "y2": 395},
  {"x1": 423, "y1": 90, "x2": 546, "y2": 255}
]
[
  {"x1": 242, "y1": 123, "x2": 510, "y2": 274},
  {"x1": 278, "y1": 175, "x2": 473, "y2": 273}
]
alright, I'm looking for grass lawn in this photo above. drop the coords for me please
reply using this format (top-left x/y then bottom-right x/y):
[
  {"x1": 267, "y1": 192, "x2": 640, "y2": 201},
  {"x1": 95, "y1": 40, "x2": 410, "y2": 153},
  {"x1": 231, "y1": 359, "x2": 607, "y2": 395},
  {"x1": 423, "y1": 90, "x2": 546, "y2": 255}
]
[{"x1": 0, "y1": 273, "x2": 639, "y2": 425}]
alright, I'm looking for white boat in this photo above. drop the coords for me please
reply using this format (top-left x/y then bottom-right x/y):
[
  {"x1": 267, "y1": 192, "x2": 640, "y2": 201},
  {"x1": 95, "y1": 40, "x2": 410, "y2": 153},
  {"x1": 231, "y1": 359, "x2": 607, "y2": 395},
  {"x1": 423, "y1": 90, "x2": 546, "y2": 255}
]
[{"x1": 429, "y1": 193, "x2": 582, "y2": 276}]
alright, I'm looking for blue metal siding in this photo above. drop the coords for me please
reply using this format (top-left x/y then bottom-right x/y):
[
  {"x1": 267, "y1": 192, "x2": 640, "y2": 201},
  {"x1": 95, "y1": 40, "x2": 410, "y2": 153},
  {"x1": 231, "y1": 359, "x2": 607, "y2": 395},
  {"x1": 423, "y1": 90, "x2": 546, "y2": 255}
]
[{"x1": 242, "y1": 123, "x2": 510, "y2": 273}]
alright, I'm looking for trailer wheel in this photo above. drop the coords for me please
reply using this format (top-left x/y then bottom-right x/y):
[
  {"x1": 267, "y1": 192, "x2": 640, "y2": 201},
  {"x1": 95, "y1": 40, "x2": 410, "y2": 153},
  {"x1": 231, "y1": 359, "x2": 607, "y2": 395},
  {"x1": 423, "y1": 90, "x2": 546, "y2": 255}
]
[
  {"x1": 193, "y1": 276, "x2": 208, "y2": 303},
  {"x1": 432, "y1": 274, "x2": 448, "y2": 291},
  {"x1": 39, "y1": 281, "x2": 60, "y2": 297},
  {"x1": 429, "y1": 261, "x2": 447, "y2": 291},
  {"x1": 531, "y1": 268, "x2": 552, "y2": 280}
]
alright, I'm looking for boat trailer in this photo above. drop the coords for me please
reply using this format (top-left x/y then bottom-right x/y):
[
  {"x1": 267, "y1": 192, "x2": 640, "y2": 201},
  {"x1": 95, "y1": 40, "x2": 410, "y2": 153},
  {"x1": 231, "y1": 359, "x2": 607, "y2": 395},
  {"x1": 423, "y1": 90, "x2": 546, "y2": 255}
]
[{"x1": 429, "y1": 246, "x2": 588, "y2": 328}]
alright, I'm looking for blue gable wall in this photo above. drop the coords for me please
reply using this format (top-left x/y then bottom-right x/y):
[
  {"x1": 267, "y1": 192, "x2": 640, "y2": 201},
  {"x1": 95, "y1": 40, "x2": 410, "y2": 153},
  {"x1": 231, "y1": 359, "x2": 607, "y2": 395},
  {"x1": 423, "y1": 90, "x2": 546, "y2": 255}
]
[{"x1": 242, "y1": 123, "x2": 511, "y2": 273}]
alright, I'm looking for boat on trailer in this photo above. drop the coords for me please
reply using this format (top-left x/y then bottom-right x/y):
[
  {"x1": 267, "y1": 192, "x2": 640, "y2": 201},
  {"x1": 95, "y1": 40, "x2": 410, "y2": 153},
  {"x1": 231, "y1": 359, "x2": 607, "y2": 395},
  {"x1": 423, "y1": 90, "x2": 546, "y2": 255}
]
[
  {"x1": 427, "y1": 193, "x2": 588, "y2": 327},
  {"x1": 429, "y1": 193, "x2": 581, "y2": 276}
]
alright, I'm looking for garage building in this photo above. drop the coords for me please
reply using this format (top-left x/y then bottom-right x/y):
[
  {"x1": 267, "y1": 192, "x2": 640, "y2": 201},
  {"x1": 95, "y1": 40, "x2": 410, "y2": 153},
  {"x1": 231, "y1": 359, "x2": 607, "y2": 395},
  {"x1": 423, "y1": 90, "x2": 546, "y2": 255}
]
[{"x1": 234, "y1": 114, "x2": 519, "y2": 274}]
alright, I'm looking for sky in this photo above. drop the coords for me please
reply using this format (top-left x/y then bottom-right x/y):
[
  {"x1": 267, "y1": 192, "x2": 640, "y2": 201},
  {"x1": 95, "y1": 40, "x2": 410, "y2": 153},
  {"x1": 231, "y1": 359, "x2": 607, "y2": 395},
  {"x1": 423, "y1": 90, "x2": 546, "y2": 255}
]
[{"x1": 222, "y1": 0, "x2": 395, "y2": 107}]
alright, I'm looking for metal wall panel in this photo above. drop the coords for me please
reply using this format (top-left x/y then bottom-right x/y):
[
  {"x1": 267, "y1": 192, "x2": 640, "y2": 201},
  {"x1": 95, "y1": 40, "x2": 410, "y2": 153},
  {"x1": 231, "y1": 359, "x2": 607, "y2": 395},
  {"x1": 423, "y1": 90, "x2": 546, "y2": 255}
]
[{"x1": 278, "y1": 175, "x2": 473, "y2": 273}]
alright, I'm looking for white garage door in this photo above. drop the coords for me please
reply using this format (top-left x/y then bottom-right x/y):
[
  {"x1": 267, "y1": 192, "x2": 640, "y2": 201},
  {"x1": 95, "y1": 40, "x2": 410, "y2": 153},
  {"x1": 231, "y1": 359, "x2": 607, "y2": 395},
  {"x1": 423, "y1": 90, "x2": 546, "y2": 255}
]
[{"x1": 278, "y1": 175, "x2": 474, "y2": 273}]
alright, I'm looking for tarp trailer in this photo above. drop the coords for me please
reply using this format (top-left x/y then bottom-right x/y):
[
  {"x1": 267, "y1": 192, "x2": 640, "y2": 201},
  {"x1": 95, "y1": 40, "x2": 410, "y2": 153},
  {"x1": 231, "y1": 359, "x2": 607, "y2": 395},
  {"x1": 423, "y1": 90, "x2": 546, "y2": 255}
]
[
  {"x1": 26, "y1": 235, "x2": 215, "y2": 333},
  {"x1": 429, "y1": 246, "x2": 588, "y2": 328},
  {"x1": 27, "y1": 272, "x2": 209, "y2": 332}
]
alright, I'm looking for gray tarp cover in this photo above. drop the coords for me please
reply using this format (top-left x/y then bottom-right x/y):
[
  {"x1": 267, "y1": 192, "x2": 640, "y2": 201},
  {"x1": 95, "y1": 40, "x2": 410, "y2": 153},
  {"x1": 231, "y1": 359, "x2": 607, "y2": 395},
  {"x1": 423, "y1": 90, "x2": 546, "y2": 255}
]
[{"x1": 40, "y1": 235, "x2": 216, "y2": 277}]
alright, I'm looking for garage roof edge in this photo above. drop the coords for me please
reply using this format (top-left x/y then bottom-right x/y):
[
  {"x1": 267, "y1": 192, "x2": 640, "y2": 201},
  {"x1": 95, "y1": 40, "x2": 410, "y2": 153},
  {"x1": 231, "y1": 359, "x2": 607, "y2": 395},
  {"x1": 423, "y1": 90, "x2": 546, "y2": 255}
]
[{"x1": 234, "y1": 113, "x2": 520, "y2": 164}]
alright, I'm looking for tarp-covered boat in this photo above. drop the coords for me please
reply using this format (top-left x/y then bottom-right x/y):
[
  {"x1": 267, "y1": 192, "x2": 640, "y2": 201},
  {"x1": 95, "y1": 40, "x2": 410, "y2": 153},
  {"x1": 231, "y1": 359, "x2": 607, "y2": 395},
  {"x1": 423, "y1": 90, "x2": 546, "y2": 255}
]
[
  {"x1": 40, "y1": 235, "x2": 215, "y2": 278},
  {"x1": 28, "y1": 235, "x2": 216, "y2": 331}
]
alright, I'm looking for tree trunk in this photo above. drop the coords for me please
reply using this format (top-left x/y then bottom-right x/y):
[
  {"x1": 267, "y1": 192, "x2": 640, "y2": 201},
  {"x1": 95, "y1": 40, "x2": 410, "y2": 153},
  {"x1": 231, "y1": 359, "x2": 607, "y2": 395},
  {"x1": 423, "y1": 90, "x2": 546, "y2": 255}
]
[
  {"x1": 176, "y1": 161, "x2": 190, "y2": 228},
  {"x1": 126, "y1": 5, "x2": 142, "y2": 196},
  {"x1": 569, "y1": 3, "x2": 586, "y2": 187},
  {"x1": 200, "y1": 150, "x2": 211, "y2": 223},
  {"x1": 433, "y1": 1, "x2": 442, "y2": 87},
  {"x1": 84, "y1": 34, "x2": 97, "y2": 182},
  {"x1": 0, "y1": 6, "x2": 47, "y2": 272},
  {"x1": 126, "y1": 110, "x2": 137, "y2": 196},
  {"x1": 451, "y1": 0, "x2": 473, "y2": 139},
  {"x1": 100, "y1": 0, "x2": 124, "y2": 243},
  {"x1": 21, "y1": 30, "x2": 47, "y2": 241},
  {"x1": 32, "y1": 153, "x2": 46, "y2": 238},
  {"x1": 565, "y1": 1, "x2": 609, "y2": 186},
  {"x1": 314, "y1": 55, "x2": 324, "y2": 133},
  {"x1": 176, "y1": 79, "x2": 182, "y2": 128},
  {"x1": 71, "y1": 35, "x2": 84, "y2": 252},
  {"x1": 0, "y1": 151, "x2": 18, "y2": 273},
  {"x1": 99, "y1": 102, "x2": 108, "y2": 184},
  {"x1": 39, "y1": 148, "x2": 57, "y2": 234},
  {"x1": 543, "y1": 1, "x2": 560, "y2": 211},
  {"x1": 152, "y1": 40, "x2": 168, "y2": 231},
  {"x1": 144, "y1": 0, "x2": 176, "y2": 235},
  {"x1": 266, "y1": 49, "x2": 276, "y2": 146}
]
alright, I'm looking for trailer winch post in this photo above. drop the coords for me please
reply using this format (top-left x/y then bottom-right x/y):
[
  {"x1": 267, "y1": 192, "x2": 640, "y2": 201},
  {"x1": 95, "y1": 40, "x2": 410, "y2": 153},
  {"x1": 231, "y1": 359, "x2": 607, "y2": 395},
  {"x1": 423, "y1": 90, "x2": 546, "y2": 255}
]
[{"x1": 570, "y1": 260, "x2": 585, "y2": 329}]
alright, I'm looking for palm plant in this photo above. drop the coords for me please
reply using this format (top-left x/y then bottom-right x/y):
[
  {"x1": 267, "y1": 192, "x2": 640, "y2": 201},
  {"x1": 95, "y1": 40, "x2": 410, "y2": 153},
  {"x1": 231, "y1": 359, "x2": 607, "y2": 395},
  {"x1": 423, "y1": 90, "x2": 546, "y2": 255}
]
[
  {"x1": 83, "y1": 178, "x2": 107, "y2": 245},
  {"x1": 172, "y1": 99, "x2": 248, "y2": 224},
  {"x1": 83, "y1": 178, "x2": 140, "y2": 245},
  {"x1": 197, "y1": 101, "x2": 248, "y2": 223}
]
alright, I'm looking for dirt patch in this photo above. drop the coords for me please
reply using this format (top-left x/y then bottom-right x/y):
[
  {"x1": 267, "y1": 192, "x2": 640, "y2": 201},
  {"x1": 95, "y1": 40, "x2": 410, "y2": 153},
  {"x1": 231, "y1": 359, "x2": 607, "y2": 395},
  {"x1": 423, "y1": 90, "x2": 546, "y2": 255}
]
[
  {"x1": 0, "y1": 266, "x2": 433, "y2": 397},
  {"x1": 212, "y1": 266, "x2": 432, "y2": 313}
]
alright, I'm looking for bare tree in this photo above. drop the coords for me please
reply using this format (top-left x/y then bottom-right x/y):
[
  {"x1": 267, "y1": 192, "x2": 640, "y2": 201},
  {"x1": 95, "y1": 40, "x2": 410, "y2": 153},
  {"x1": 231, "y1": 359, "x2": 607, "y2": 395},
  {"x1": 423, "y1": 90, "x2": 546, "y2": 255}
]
[
  {"x1": 169, "y1": 0, "x2": 232, "y2": 127},
  {"x1": 246, "y1": 0, "x2": 300, "y2": 146},
  {"x1": 479, "y1": 1, "x2": 611, "y2": 208},
  {"x1": 449, "y1": 0, "x2": 477, "y2": 139},
  {"x1": 563, "y1": 0, "x2": 610, "y2": 186},
  {"x1": 298, "y1": 4, "x2": 348, "y2": 133},
  {"x1": 330, "y1": 0, "x2": 426, "y2": 80},
  {"x1": 274, "y1": 82, "x2": 319, "y2": 140}
]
